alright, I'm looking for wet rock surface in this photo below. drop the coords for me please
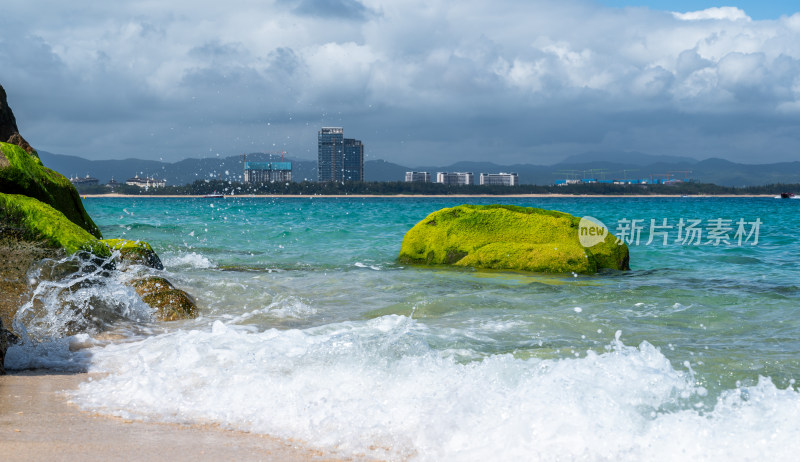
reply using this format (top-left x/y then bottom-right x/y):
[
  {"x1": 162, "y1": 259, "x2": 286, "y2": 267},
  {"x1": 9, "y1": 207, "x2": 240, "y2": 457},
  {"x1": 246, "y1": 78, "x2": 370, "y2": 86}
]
[
  {"x1": 131, "y1": 276, "x2": 198, "y2": 321},
  {"x1": 102, "y1": 239, "x2": 164, "y2": 270}
]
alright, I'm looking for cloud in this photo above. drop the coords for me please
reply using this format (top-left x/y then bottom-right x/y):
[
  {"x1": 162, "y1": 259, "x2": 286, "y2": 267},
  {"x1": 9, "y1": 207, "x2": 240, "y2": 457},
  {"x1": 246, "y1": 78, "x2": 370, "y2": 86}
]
[
  {"x1": 287, "y1": 0, "x2": 373, "y2": 21},
  {"x1": 673, "y1": 7, "x2": 752, "y2": 22},
  {"x1": 1, "y1": 0, "x2": 800, "y2": 166}
]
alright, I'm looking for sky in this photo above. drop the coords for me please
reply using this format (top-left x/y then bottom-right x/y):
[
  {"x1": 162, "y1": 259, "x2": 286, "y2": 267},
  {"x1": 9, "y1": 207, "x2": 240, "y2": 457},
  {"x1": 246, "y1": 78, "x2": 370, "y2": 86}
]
[{"x1": 2, "y1": 0, "x2": 800, "y2": 166}]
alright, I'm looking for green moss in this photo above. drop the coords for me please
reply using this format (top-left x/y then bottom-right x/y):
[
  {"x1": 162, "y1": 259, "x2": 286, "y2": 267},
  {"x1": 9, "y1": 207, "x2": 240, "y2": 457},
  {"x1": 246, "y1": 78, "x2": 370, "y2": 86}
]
[
  {"x1": 0, "y1": 192, "x2": 109, "y2": 256},
  {"x1": 585, "y1": 232, "x2": 630, "y2": 271},
  {"x1": 0, "y1": 142, "x2": 101, "y2": 238},
  {"x1": 399, "y1": 204, "x2": 629, "y2": 275},
  {"x1": 456, "y1": 241, "x2": 596, "y2": 274},
  {"x1": 101, "y1": 238, "x2": 164, "y2": 270}
]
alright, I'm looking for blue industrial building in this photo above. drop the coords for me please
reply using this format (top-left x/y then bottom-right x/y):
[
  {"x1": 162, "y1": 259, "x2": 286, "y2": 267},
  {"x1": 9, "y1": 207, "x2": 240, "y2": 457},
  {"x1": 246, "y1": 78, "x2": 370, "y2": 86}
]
[{"x1": 244, "y1": 161, "x2": 292, "y2": 183}]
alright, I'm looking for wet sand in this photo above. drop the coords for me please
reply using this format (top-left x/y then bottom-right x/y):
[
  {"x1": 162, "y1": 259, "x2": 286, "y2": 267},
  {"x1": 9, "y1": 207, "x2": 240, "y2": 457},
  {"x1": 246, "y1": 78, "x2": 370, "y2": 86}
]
[{"x1": 0, "y1": 371, "x2": 359, "y2": 461}]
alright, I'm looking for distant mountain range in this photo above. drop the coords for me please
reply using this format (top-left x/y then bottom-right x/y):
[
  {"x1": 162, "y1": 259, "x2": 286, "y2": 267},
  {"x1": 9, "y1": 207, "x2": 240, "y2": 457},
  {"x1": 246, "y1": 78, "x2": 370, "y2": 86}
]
[{"x1": 39, "y1": 150, "x2": 800, "y2": 187}]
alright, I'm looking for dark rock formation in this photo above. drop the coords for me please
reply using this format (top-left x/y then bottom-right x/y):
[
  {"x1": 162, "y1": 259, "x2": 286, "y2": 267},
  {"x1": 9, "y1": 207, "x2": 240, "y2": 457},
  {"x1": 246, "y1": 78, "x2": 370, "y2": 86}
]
[{"x1": 0, "y1": 85, "x2": 34, "y2": 155}]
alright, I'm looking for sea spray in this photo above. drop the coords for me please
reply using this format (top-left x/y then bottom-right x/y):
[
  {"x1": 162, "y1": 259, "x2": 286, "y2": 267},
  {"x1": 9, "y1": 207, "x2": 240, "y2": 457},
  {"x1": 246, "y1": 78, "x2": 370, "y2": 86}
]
[
  {"x1": 14, "y1": 252, "x2": 154, "y2": 341},
  {"x1": 5, "y1": 251, "x2": 157, "y2": 371}
]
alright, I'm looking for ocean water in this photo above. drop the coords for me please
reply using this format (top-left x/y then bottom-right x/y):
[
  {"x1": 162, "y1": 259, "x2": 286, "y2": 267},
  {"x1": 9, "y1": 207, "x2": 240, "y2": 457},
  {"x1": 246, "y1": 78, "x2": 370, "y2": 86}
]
[{"x1": 7, "y1": 196, "x2": 800, "y2": 460}]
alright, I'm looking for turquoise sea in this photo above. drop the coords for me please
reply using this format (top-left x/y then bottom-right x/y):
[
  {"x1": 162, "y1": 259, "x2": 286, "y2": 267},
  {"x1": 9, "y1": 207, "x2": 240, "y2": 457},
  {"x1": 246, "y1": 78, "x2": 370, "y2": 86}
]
[{"x1": 8, "y1": 196, "x2": 800, "y2": 460}]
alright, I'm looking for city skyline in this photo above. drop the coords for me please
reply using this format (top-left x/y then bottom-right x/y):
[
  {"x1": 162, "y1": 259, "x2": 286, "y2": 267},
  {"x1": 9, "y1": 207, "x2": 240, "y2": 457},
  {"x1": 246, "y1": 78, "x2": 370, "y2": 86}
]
[{"x1": 3, "y1": 1, "x2": 800, "y2": 166}]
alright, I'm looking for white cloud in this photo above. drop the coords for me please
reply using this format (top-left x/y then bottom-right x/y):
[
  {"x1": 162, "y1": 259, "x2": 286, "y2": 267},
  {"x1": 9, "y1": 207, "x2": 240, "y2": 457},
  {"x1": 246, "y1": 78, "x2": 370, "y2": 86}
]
[
  {"x1": 1, "y1": 0, "x2": 800, "y2": 165},
  {"x1": 673, "y1": 7, "x2": 752, "y2": 22}
]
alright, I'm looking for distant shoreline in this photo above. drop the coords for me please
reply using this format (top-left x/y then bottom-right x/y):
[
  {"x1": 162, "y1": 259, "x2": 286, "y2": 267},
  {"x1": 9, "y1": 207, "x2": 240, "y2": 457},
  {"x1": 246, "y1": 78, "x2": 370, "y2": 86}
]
[{"x1": 81, "y1": 193, "x2": 779, "y2": 199}]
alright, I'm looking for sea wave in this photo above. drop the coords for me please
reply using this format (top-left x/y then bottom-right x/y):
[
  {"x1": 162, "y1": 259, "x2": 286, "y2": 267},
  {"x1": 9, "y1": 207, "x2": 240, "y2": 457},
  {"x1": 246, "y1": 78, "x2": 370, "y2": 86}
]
[
  {"x1": 70, "y1": 316, "x2": 800, "y2": 461},
  {"x1": 222, "y1": 295, "x2": 318, "y2": 323},
  {"x1": 162, "y1": 252, "x2": 216, "y2": 269}
]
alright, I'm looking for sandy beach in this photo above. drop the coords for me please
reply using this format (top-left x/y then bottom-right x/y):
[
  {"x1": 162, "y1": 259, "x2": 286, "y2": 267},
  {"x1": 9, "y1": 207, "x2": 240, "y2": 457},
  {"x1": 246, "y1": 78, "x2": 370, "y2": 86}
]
[{"x1": 0, "y1": 371, "x2": 360, "y2": 462}]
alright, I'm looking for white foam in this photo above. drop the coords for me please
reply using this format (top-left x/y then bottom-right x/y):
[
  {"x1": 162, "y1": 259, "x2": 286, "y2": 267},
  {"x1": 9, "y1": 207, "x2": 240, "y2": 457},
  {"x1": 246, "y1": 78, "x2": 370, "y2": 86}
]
[
  {"x1": 5, "y1": 334, "x2": 94, "y2": 371},
  {"x1": 68, "y1": 315, "x2": 800, "y2": 460},
  {"x1": 163, "y1": 252, "x2": 216, "y2": 269}
]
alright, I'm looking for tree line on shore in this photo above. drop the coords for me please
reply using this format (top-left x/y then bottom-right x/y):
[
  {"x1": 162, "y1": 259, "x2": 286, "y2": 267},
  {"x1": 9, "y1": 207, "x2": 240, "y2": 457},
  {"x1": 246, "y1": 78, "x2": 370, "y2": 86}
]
[{"x1": 73, "y1": 180, "x2": 799, "y2": 196}]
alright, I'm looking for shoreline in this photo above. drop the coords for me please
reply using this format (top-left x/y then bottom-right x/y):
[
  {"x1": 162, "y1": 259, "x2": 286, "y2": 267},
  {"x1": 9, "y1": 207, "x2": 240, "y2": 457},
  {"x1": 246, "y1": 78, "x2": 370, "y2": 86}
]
[
  {"x1": 81, "y1": 193, "x2": 779, "y2": 199},
  {"x1": 0, "y1": 371, "x2": 359, "y2": 461}
]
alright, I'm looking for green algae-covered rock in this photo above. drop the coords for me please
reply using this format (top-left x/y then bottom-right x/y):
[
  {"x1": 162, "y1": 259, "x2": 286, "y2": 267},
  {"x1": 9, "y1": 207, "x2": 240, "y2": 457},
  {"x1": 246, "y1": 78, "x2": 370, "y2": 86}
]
[
  {"x1": 398, "y1": 204, "x2": 629, "y2": 274},
  {"x1": 131, "y1": 276, "x2": 198, "y2": 321},
  {"x1": 0, "y1": 142, "x2": 101, "y2": 238},
  {"x1": 0, "y1": 193, "x2": 110, "y2": 257},
  {"x1": 102, "y1": 238, "x2": 164, "y2": 270},
  {"x1": 0, "y1": 193, "x2": 109, "y2": 341}
]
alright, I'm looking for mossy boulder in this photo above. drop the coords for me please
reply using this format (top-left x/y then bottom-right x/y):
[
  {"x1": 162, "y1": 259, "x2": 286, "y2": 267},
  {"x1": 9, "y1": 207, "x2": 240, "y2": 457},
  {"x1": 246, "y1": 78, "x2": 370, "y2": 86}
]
[
  {"x1": 398, "y1": 204, "x2": 629, "y2": 274},
  {"x1": 131, "y1": 276, "x2": 198, "y2": 321},
  {"x1": 0, "y1": 193, "x2": 110, "y2": 257},
  {"x1": 102, "y1": 239, "x2": 164, "y2": 270},
  {"x1": 0, "y1": 142, "x2": 101, "y2": 237}
]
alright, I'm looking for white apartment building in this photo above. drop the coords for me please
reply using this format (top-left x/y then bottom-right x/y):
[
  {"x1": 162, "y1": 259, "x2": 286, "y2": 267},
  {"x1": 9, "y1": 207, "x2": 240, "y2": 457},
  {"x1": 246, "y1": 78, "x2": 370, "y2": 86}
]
[
  {"x1": 436, "y1": 172, "x2": 474, "y2": 185},
  {"x1": 479, "y1": 172, "x2": 519, "y2": 186}
]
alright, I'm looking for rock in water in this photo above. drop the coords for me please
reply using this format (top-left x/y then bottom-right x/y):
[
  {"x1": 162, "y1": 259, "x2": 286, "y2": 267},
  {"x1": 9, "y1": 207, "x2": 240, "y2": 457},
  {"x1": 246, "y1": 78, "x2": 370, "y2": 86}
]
[
  {"x1": 131, "y1": 277, "x2": 198, "y2": 321},
  {"x1": 102, "y1": 239, "x2": 164, "y2": 270},
  {"x1": 398, "y1": 204, "x2": 629, "y2": 274}
]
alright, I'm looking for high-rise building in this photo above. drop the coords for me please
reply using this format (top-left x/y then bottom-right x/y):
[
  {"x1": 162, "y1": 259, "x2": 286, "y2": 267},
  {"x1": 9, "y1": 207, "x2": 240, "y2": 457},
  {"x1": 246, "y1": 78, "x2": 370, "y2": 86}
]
[
  {"x1": 342, "y1": 138, "x2": 364, "y2": 181},
  {"x1": 479, "y1": 172, "x2": 518, "y2": 186},
  {"x1": 436, "y1": 172, "x2": 474, "y2": 185},
  {"x1": 318, "y1": 127, "x2": 364, "y2": 182}
]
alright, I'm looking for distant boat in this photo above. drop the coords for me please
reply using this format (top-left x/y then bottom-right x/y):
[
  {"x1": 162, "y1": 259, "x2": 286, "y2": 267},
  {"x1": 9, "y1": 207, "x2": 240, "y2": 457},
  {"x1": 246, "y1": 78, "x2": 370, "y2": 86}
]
[
  {"x1": 203, "y1": 193, "x2": 224, "y2": 199},
  {"x1": 779, "y1": 192, "x2": 796, "y2": 199}
]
